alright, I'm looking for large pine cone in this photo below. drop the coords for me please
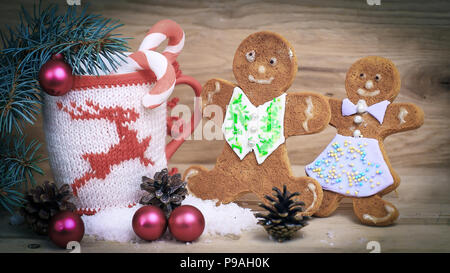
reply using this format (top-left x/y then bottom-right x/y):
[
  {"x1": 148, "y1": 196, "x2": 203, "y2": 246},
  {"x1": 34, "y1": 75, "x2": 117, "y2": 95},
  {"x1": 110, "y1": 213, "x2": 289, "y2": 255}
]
[
  {"x1": 20, "y1": 181, "x2": 76, "y2": 235},
  {"x1": 140, "y1": 168, "x2": 188, "y2": 217}
]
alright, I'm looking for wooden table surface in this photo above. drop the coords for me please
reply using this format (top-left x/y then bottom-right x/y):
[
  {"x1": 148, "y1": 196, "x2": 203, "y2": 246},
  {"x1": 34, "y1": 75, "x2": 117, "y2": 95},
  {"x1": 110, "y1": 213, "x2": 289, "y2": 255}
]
[{"x1": 0, "y1": 0, "x2": 449, "y2": 253}]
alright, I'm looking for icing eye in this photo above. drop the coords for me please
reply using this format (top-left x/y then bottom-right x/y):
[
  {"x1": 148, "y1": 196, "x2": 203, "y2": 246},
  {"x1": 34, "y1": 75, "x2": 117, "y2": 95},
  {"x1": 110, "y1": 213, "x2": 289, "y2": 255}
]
[
  {"x1": 269, "y1": 57, "x2": 277, "y2": 66},
  {"x1": 246, "y1": 50, "x2": 255, "y2": 62},
  {"x1": 375, "y1": 74, "x2": 381, "y2": 82},
  {"x1": 359, "y1": 73, "x2": 366, "y2": 79}
]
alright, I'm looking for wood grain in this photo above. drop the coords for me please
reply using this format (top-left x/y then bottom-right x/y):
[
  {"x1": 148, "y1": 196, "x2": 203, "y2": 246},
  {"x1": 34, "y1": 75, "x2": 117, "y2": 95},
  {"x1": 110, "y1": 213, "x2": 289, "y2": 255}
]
[{"x1": 0, "y1": 0, "x2": 449, "y2": 252}]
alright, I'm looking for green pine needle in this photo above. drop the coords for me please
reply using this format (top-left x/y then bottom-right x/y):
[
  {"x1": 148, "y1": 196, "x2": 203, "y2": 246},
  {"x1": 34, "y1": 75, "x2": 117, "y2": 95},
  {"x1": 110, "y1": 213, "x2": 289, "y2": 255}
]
[
  {"x1": 0, "y1": 169, "x2": 25, "y2": 215},
  {"x1": 0, "y1": 135, "x2": 45, "y2": 187}
]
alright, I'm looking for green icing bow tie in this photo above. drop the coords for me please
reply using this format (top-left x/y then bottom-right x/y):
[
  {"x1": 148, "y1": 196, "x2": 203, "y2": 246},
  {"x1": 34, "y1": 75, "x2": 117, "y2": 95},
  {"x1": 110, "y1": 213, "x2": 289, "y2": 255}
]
[{"x1": 222, "y1": 87, "x2": 286, "y2": 164}]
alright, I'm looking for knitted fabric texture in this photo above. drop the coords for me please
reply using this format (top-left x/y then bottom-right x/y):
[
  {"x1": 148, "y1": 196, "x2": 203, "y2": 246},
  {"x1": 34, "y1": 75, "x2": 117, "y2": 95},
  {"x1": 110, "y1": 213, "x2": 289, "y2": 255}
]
[{"x1": 43, "y1": 78, "x2": 168, "y2": 215}]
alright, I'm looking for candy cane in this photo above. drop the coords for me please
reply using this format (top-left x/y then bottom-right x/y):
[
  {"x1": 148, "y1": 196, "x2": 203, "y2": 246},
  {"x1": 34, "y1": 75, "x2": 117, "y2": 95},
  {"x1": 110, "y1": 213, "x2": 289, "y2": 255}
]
[
  {"x1": 115, "y1": 19, "x2": 185, "y2": 109},
  {"x1": 138, "y1": 19, "x2": 185, "y2": 63}
]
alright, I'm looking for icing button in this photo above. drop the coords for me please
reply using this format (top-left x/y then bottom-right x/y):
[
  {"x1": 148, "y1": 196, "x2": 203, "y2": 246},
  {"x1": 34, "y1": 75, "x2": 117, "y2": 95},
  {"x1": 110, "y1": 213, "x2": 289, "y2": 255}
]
[
  {"x1": 250, "y1": 126, "x2": 258, "y2": 133},
  {"x1": 353, "y1": 130, "x2": 362, "y2": 138},
  {"x1": 354, "y1": 115, "x2": 363, "y2": 124},
  {"x1": 248, "y1": 139, "x2": 256, "y2": 147},
  {"x1": 356, "y1": 100, "x2": 368, "y2": 114},
  {"x1": 250, "y1": 113, "x2": 258, "y2": 120}
]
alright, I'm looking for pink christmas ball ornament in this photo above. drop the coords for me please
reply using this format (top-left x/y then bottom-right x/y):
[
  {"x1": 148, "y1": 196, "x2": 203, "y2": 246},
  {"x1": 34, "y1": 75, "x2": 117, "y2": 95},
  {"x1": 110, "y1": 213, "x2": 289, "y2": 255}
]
[
  {"x1": 168, "y1": 205, "x2": 205, "y2": 242},
  {"x1": 132, "y1": 206, "x2": 167, "y2": 241},
  {"x1": 48, "y1": 211, "x2": 85, "y2": 248},
  {"x1": 38, "y1": 53, "x2": 73, "y2": 96}
]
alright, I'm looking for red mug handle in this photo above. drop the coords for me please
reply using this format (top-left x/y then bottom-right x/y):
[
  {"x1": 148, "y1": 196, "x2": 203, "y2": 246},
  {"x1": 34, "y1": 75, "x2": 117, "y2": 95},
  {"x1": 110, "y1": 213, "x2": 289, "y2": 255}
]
[{"x1": 165, "y1": 75, "x2": 202, "y2": 160}]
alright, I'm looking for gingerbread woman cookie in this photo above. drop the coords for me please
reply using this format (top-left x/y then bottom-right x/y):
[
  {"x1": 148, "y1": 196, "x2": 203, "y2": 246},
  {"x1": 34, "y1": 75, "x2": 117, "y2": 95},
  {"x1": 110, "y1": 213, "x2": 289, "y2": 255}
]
[
  {"x1": 306, "y1": 56, "x2": 424, "y2": 225},
  {"x1": 183, "y1": 31, "x2": 331, "y2": 216}
]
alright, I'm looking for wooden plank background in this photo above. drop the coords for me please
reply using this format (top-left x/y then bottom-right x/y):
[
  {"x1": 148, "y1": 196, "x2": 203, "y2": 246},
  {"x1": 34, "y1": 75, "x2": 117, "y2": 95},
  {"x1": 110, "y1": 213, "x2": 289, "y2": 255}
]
[{"x1": 0, "y1": 0, "x2": 449, "y2": 252}]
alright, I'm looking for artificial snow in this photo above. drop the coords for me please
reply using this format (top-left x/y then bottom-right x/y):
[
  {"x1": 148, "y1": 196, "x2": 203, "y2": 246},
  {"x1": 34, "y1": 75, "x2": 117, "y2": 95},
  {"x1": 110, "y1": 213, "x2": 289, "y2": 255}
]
[
  {"x1": 82, "y1": 205, "x2": 142, "y2": 243},
  {"x1": 326, "y1": 230, "x2": 335, "y2": 239},
  {"x1": 81, "y1": 195, "x2": 258, "y2": 243},
  {"x1": 182, "y1": 195, "x2": 259, "y2": 236}
]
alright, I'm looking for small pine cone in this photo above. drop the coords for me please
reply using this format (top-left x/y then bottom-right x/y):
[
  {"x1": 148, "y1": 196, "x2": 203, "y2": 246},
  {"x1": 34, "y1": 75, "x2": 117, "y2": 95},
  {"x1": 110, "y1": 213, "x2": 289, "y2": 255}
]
[
  {"x1": 20, "y1": 181, "x2": 76, "y2": 235},
  {"x1": 139, "y1": 168, "x2": 188, "y2": 217}
]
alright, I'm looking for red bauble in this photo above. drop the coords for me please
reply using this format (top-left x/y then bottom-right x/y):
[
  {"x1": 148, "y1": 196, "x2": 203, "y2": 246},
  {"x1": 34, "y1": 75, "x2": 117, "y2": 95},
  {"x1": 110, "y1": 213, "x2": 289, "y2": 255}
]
[
  {"x1": 132, "y1": 206, "x2": 167, "y2": 241},
  {"x1": 38, "y1": 54, "x2": 73, "y2": 96},
  {"x1": 168, "y1": 205, "x2": 205, "y2": 242},
  {"x1": 48, "y1": 211, "x2": 85, "y2": 248}
]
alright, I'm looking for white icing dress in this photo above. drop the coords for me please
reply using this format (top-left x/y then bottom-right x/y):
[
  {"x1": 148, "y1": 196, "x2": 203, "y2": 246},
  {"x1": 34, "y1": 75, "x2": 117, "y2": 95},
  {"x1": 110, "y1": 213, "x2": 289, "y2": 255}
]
[{"x1": 305, "y1": 99, "x2": 394, "y2": 197}]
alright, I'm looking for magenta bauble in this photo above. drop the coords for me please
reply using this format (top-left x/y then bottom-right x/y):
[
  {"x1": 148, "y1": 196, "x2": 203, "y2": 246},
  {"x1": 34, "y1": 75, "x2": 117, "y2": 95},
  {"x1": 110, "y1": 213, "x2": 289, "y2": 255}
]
[
  {"x1": 38, "y1": 54, "x2": 73, "y2": 96},
  {"x1": 48, "y1": 211, "x2": 85, "y2": 248},
  {"x1": 168, "y1": 205, "x2": 205, "y2": 242},
  {"x1": 132, "y1": 206, "x2": 167, "y2": 241}
]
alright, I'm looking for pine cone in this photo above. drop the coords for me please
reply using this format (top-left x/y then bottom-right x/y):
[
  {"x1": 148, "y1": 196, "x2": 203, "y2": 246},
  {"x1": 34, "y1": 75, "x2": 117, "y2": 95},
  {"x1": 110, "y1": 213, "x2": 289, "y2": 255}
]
[
  {"x1": 255, "y1": 185, "x2": 309, "y2": 242},
  {"x1": 20, "y1": 181, "x2": 76, "y2": 235},
  {"x1": 139, "y1": 168, "x2": 187, "y2": 217}
]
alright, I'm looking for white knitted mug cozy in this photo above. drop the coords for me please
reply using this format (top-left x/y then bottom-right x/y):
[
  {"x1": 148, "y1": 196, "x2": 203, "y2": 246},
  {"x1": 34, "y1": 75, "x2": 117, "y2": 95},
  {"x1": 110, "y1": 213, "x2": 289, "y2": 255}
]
[{"x1": 43, "y1": 20, "x2": 201, "y2": 216}]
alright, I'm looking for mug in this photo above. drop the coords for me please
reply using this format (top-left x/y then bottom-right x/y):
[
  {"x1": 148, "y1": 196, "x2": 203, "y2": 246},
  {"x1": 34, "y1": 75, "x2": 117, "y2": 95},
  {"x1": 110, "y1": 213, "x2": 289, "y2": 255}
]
[{"x1": 42, "y1": 20, "x2": 201, "y2": 215}]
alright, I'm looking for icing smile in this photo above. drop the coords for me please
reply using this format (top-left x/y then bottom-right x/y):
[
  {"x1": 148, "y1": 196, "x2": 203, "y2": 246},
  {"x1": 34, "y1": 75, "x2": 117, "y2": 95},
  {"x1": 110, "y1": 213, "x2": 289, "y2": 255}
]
[
  {"x1": 248, "y1": 75, "x2": 274, "y2": 84},
  {"x1": 357, "y1": 88, "x2": 380, "y2": 97}
]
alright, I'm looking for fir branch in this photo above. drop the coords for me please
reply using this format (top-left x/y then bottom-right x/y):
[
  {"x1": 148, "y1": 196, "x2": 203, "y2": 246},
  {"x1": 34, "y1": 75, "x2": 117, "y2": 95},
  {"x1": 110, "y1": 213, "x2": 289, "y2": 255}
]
[
  {"x1": 0, "y1": 54, "x2": 41, "y2": 136},
  {"x1": 0, "y1": 135, "x2": 45, "y2": 189},
  {"x1": 3, "y1": 3, "x2": 130, "y2": 76},
  {"x1": 0, "y1": 165, "x2": 25, "y2": 215}
]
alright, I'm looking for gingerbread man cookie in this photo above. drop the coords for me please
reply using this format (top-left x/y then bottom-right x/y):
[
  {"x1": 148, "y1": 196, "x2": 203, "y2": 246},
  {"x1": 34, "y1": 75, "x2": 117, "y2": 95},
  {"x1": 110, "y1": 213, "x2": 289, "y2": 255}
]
[
  {"x1": 306, "y1": 56, "x2": 424, "y2": 226},
  {"x1": 183, "y1": 31, "x2": 331, "y2": 216}
]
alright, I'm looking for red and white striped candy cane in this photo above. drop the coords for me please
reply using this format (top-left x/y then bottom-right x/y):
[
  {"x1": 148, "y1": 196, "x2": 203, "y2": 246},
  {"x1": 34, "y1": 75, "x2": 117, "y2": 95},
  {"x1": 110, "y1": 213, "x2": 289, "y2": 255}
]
[{"x1": 115, "y1": 19, "x2": 185, "y2": 109}]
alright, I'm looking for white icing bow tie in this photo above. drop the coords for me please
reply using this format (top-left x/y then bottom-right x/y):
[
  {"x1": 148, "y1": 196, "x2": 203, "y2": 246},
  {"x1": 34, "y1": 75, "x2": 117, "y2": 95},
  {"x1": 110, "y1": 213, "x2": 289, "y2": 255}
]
[
  {"x1": 222, "y1": 87, "x2": 286, "y2": 164},
  {"x1": 342, "y1": 98, "x2": 390, "y2": 124}
]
